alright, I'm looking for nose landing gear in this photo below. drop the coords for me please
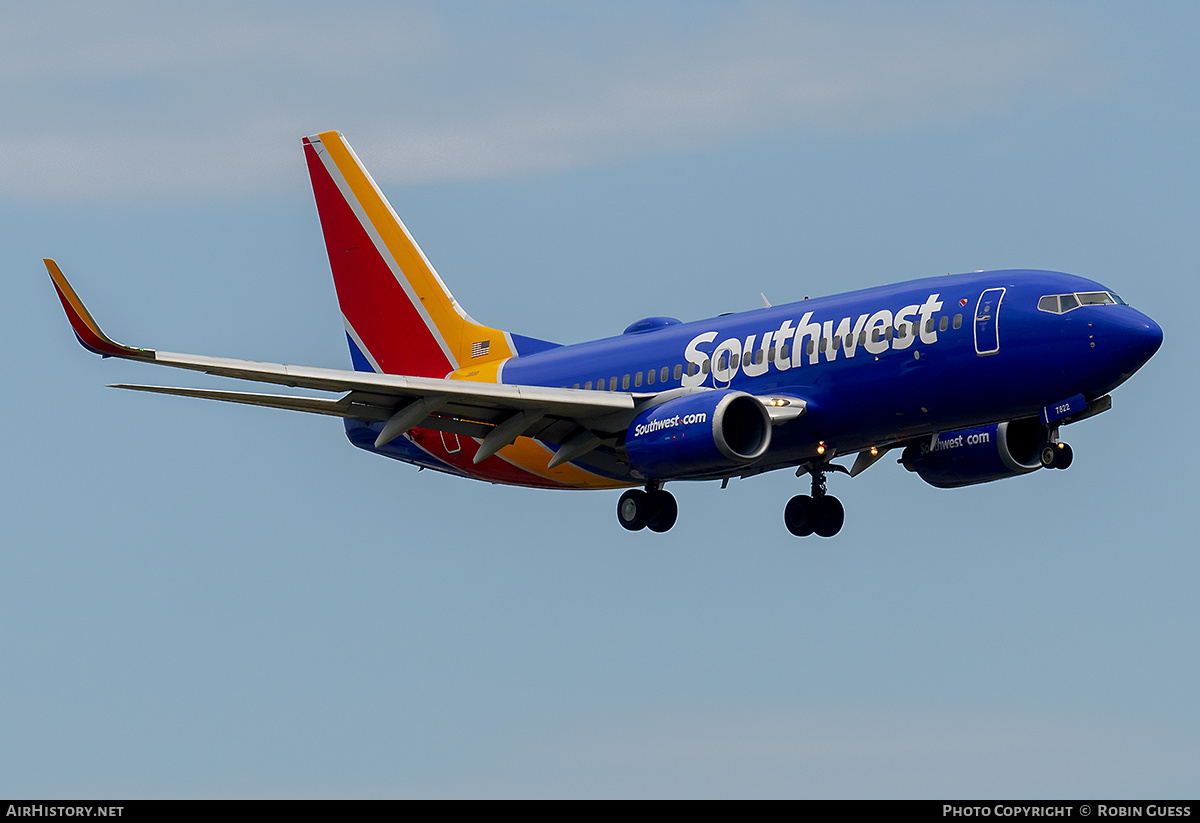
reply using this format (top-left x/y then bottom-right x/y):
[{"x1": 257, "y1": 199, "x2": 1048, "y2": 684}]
[
  {"x1": 785, "y1": 464, "x2": 845, "y2": 538},
  {"x1": 1040, "y1": 441, "x2": 1074, "y2": 470},
  {"x1": 1039, "y1": 425, "x2": 1074, "y2": 470},
  {"x1": 616, "y1": 483, "x2": 679, "y2": 533}
]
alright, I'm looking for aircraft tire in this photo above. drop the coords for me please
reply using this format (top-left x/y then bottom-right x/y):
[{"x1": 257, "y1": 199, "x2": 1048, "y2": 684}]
[
  {"x1": 617, "y1": 489, "x2": 651, "y2": 531},
  {"x1": 647, "y1": 491, "x2": 678, "y2": 533},
  {"x1": 1055, "y1": 443, "x2": 1074, "y2": 470},
  {"x1": 813, "y1": 496, "x2": 845, "y2": 538},
  {"x1": 784, "y1": 495, "x2": 816, "y2": 537},
  {"x1": 1039, "y1": 444, "x2": 1058, "y2": 469}
]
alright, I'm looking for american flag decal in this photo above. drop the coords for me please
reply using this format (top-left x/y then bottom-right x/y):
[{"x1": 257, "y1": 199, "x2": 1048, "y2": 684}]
[{"x1": 471, "y1": 340, "x2": 490, "y2": 358}]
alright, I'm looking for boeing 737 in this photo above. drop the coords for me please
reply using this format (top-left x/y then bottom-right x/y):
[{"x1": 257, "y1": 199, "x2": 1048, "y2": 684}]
[{"x1": 45, "y1": 130, "x2": 1163, "y2": 537}]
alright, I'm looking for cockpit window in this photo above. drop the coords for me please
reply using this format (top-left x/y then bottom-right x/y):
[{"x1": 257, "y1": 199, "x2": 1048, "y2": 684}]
[{"x1": 1037, "y1": 291, "x2": 1120, "y2": 314}]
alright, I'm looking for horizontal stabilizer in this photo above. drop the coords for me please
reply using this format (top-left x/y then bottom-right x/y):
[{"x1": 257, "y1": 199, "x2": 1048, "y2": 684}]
[{"x1": 110, "y1": 384, "x2": 389, "y2": 420}]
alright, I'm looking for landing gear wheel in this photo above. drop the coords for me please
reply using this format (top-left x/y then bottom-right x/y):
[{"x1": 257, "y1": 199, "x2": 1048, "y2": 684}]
[
  {"x1": 1040, "y1": 444, "x2": 1058, "y2": 468},
  {"x1": 786, "y1": 462, "x2": 849, "y2": 538},
  {"x1": 617, "y1": 489, "x2": 651, "y2": 531},
  {"x1": 1040, "y1": 442, "x2": 1074, "y2": 470},
  {"x1": 813, "y1": 496, "x2": 845, "y2": 538},
  {"x1": 1054, "y1": 443, "x2": 1073, "y2": 470},
  {"x1": 784, "y1": 495, "x2": 816, "y2": 537},
  {"x1": 646, "y1": 491, "x2": 678, "y2": 533}
]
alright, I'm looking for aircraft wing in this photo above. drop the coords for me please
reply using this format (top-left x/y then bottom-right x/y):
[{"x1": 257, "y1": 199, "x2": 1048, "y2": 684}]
[
  {"x1": 46, "y1": 260, "x2": 807, "y2": 466},
  {"x1": 45, "y1": 259, "x2": 657, "y2": 463}
]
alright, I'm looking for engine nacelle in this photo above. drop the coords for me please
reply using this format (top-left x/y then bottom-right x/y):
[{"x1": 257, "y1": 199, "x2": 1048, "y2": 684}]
[
  {"x1": 901, "y1": 419, "x2": 1046, "y2": 489},
  {"x1": 624, "y1": 390, "x2": 772, "y2": 478}
]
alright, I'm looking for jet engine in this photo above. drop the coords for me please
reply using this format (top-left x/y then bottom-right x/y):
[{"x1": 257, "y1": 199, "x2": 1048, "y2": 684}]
[
  {"x1": 624, "y1": 390, "x2": 771, "y2": 478},
  {"x1": 901, "y1": 418, "x2": 1047, "y2": 488}
]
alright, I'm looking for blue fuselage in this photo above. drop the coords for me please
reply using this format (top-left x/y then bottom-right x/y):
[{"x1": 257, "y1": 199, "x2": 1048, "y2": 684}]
[{"x1": 496, "y1": 269, "x2": 1161, "y2": 479}]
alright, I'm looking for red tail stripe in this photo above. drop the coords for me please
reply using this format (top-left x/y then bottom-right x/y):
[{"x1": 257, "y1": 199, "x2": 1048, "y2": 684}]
[{"x1": 305, "y1": 143, "x2": 454, "y2": 377}]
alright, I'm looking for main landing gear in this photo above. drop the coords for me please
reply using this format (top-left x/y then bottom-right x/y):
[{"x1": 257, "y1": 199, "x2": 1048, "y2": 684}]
[
  {"x1": 784, "y1": 464, "x2": 845, "y2": 538},
  {"x1": 617, "y1": 483, "x2": 679, "y2": 533}
]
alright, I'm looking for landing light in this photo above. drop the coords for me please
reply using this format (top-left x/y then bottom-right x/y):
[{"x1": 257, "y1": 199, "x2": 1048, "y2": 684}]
[
  {"x1": 870, "y1": 446, "x2": 879, "y2": 456},
  {"x1": 816, "y1": 442, "x2": 826, "y2": 455}
]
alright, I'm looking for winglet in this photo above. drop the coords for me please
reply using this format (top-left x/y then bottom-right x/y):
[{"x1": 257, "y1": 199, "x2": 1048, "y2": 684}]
[{"x1": 44, "y1": 259, "x2": 154, "y2": 360}]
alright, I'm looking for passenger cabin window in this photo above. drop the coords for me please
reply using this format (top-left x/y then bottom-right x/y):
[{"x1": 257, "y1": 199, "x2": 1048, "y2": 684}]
[
  {"x1": 939, "y1": 316, "x2": 949, "y2": 332},
  {"x1": 664, "y1": 366, "x2": 672, "y2": 382},
  {"x1": 953, "y1": 314, "x2": 962, "y2": 329},
  {"x1": 622, "y1": 374, "x2": 630, "y2": 389},
  {"x1": 585, "y1": 381, "x2": 592, "y2": 390},
  {"x1": 646, "y1": 369, "x2": 655, "y2": 385},
  {"x1": 634, "y1": 371, "x2": 642, "y2": 388}
]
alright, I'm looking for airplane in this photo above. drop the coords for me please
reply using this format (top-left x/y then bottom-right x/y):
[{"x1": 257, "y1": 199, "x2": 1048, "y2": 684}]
[{"x1": 44, "y1": 130, "x2": 1163, "y2": 538}]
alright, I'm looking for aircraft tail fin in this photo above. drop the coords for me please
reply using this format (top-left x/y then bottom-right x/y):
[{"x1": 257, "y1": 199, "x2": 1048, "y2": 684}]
[{"x1": 303, "y1": 131, "x2": 557, "y2": 377}]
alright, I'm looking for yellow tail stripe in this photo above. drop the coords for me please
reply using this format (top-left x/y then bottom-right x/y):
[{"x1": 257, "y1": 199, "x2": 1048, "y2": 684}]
[
  {"x1": 316, "y1": 131, "x2": 516, "y2": 368},
  {"x1": 449, "y1": 358, "x2": 506, "y2": 385}
]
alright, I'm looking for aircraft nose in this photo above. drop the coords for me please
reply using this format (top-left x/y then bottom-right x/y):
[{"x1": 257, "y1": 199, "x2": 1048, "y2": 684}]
[{"x1": 1102, "y1": 308, "x2": 1163, "y2": 376}]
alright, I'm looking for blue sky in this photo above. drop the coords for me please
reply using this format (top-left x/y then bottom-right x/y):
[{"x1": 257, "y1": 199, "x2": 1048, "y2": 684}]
[{"x1": 2, "y1": 1, "x2": 1197, "y2": 798}]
